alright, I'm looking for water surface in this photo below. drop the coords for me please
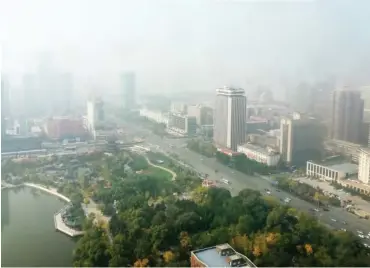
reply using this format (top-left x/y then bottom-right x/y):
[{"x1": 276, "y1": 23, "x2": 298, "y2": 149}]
[{"x1": 1, "y1": 187, "x2": 76, "y2": 267}]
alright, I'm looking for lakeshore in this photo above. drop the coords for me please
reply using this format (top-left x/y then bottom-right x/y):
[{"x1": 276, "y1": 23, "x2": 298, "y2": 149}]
[
  {"x1": 1, "y1": 187, "x2": 76, "y2": 266},
  {"x1": 2, "y1": 182, "x2": 84, "y2": 237}
]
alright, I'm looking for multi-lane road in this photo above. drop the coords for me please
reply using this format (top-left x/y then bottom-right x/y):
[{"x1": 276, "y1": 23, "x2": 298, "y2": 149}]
[{"x1": 126, "y1": 125, "x2": 370, "y2": 244}]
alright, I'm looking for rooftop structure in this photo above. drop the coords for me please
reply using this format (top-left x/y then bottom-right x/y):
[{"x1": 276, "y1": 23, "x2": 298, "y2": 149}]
[
  {"x1": 306, "y1": 160, "x2": 358, "y2": 181},
  {"x1": 237, "y1": 143, "x2": 280, "y2": 167},
  {"x1": 191, "y1": 243, "x2": 256, "y2": 267}
]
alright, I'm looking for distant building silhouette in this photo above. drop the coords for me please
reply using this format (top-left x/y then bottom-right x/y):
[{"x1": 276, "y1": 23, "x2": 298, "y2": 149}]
[{"x1": 330, "y1": 89, "x2": 364, "y2": 144}]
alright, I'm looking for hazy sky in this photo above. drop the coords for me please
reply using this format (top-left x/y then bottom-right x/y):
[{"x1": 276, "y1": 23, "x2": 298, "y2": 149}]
[{"x1": 2, "y1": 0, "x2": 370, "y2": 96}]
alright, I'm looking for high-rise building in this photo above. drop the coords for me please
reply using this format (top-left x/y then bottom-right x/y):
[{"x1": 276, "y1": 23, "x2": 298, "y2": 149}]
[
  {"x1": 213, "y1": 86, "x2": 246, "y2": 151},
  {"x1": 330, "y1": 89, "x2": 364, "y2": 144},
  {"x1": 121, "y1": 72, "x2": 136, "y2": 110},
  {"x1": 187, "y1": 105, "x2": 213, "y2": 126},
  {"x1": 87, "y1": 97, "x2": 105, "y2": 138},
  {"x1": 358, "y1": 148, "x2": 370, "y2": 184},
  {"x1": 280, "y1": 113, "x2": 325, "y2": 166}
]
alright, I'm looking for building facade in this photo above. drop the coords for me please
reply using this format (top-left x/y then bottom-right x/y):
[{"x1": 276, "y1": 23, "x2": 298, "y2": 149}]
[
  {"x1": 139, "y1": 108, "x2": 169, "y2": 125},
  {"x1": 121, "y1": 72, "x2": 136, "y2": 110},
  {"x1": 330, "y1": 89, "x2": 364, "y2": 143},
  {"x1": 87, "y1": 97, "x2": 105, "y2": 133},
  {"x1": 306, "y1": 161, "x2": 358, "y2": 181},
  {"x1": 44, "y1": 117, "x2": 87, "y2": 140},
  {"x1": 280, "y1": 114, "x2": 325, "y2": 166},
  {"x1": 187, "y1": 105, "x2": 213, "y2": 126},
  {"x1": 167, "y1": 113, "x2": 197, "y2": 136},
  {"x1": 358, "y1": 148, "x2": 370, "y2": 184},
  {"x1": 213, "y1": 86, "x2": 246, "y2": 151},
  {"x1": 237, "y1": 143, "x2": 280, "y2": 166}
]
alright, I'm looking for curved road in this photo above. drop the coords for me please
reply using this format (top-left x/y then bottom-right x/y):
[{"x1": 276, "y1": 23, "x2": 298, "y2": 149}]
[{"x1": 137, "y1": 132, "x2": 370, "y2": 244}]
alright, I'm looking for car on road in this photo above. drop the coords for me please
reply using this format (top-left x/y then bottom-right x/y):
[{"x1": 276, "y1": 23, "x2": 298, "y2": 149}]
[
  {"x1": 314, "y1": 208, "x2": 320, "y2": 212},
  {"x1": 358, "y1": 234, "x2": 365, "y2": 239},
  {"x1": 266, "y1": 191, "x2": 271, "y2": 195},
  {"x1": 331, "y1": 218, "x2": 337, "y2": 222},
  {"x1": 222, "y1": 178, "x2": 230, "y2": 184},
  {"x1": 342, "y1": 221, "x2": 347, "y2": 225},
  {"x1": 340, "y1": 228, "x2": 347, "y2": 232}
]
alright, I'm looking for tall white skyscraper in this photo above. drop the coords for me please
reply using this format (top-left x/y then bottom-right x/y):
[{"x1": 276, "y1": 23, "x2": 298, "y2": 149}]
[
  {"x1": 87, "y1": 97, "x2": 105, "y2": 139},
  {"x1": 358, "y1": 148, "x2": 370, "y2": 184},
  {"x1": 213, "y1": 86, "x2": 246, "y2": 151}
]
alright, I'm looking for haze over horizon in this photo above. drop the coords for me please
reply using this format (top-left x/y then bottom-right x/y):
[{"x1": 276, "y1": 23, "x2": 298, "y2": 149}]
[{"x1": 2, "y1": 0, "x2": 370, "y2": 97}]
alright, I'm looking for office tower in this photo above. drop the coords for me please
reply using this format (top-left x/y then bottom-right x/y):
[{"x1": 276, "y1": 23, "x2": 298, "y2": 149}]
[
  {"x1": 213, "y1": 86, "x2": 246, "y2": 151},
  {"x1": 121, "y1": 72, "x2": 136, "y2": 110},
  {"x1": 358, "y1": 148, "x2": 370, "y2": 184},
  {"x1": 330, "y1": 89, "x2": 364, "y2": 143},
  {"x1": 280, "y1": 113, "x2": 325, "y2": 166},
  {"x1": 187, "y1": 105, "x2": 213, "y2": 126},
  {"x1": 87, "y1": 97, "x2": 105, "y2": 133}
]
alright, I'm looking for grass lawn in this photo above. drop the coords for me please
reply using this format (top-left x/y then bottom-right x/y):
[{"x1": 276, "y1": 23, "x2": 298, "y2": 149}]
[
  {"x1": 146, "y1": 152, "x2": 173, "y2": 168},
  {"x1": 142, "y1": 166, "x2": 173, "y2": 180}
]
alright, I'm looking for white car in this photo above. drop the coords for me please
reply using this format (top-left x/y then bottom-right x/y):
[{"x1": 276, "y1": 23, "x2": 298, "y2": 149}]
[
  {"x1": 359, "y1": 234, "x2": 365, "y2": 239},
  {"x1": 222, "y1": 179, "x2": 230, "y2": 184},
  {"x1": 266, "y1": 191, "x2": 271, "y2": 195},
  {"x1": 331, "y1": 218, "x2": 337, "y2": 222},
  {"x1": 365, "y1": 235, "x2": 370, "y2": 239}
]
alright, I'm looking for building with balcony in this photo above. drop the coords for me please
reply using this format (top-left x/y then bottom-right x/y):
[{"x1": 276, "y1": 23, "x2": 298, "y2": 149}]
[{"x1": 190, "y1": 243, "x2": 256, "y2": 267}]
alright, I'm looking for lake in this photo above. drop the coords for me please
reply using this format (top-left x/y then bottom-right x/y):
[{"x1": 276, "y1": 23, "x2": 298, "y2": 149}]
[{"x1": 1, "y1": 186, "x2": 76, "y2": 267}]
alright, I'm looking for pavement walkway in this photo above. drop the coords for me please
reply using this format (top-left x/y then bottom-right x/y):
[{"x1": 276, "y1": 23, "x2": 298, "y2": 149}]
[{"x1": 144, "y1": 156, "x2": 177, "y2": 180}]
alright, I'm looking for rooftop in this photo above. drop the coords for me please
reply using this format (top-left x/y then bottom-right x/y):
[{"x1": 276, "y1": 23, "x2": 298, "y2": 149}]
[
  {"x1": 192, "y1": 243, "x2": 256, "y2": 267},
  {"x1": 238, "y1": 143, "x2": 277, "y2": 156},
  {"x1": 310, "y1": 161, "x2": 359, "y2": 175}
]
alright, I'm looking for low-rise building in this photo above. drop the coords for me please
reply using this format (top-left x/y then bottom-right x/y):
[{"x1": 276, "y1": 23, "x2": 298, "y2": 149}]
[
  {"x1": 248, "y1": 134, "x2": 279, "y2": 150},
  {"x1": 246, "y1": 120, "x2": 270, "y2": 135},
  {"x1": 324, "y1": 139, "x2": 362, "y2": 163},
  {"x1": 167, "y1": 113, "x2": 197, "y2": 136},
  {"x1": 306, "y1": 161, "x2": 358, "y2": 181},
  {"x1": 237, "y1": 143, "x2": 280, "y2": 166},
  {"x1": 139, "y1": 108, "x2": 169, "y2": 125},
  {"x1": 190, "y1": 243, "x2": 256, "y2": 267}
]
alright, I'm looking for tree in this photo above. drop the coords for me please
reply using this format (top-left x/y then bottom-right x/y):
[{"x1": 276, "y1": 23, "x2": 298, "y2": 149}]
[
  {"x1": 133, "y1": 258, "x2": 149, "y2": 267},
  {"x1": 163, "y1": 251, "x2": 175, "y2": 264}
]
